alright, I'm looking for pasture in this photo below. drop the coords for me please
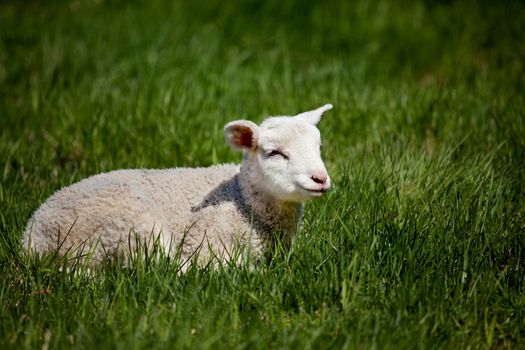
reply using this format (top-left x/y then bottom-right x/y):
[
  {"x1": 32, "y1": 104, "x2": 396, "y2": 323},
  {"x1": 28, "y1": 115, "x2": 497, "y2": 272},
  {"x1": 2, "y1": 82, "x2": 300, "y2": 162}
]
[{"x1": 1, "y1": 0, "x2": 524, "y2": 348}]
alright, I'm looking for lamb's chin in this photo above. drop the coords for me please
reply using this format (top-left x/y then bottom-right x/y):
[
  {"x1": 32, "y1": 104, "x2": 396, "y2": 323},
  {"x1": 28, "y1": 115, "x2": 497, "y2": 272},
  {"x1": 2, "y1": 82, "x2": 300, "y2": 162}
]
[
  {"x1": 299, "y1": 189, "x2": 325, "y2": 200},
  {"x1": 275, "y1": 190, "x2": 322, "y2": 203}
]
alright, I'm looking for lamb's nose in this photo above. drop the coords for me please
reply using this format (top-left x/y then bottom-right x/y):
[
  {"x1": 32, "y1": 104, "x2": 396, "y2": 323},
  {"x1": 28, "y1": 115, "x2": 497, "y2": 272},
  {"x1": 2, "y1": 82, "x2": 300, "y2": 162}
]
[{"x1": 311, "y1": 173, "x2": 328, "y2": 185}]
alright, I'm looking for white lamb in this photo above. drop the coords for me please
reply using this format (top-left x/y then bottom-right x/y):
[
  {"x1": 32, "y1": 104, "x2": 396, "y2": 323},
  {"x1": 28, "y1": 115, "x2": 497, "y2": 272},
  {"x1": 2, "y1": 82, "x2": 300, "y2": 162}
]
[{"x1": 23, "y1": 104, "x2": 333, "y2": 267}]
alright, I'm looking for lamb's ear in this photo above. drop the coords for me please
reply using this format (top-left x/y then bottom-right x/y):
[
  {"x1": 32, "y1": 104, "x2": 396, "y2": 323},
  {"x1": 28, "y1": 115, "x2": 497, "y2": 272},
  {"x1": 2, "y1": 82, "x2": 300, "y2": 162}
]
[
  {"x1": 295, "y1": 104, "x2": 333, "y2": 125},
  {"x1": 224, "y1": 120, "x2": 260, "y2": 151}
]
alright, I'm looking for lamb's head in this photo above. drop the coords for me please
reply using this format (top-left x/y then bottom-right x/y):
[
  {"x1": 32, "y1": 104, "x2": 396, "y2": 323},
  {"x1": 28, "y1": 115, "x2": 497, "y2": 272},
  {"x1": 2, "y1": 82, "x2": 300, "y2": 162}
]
[{"x1": 224, "y1": 104, "x2": 332, "y2": 202}]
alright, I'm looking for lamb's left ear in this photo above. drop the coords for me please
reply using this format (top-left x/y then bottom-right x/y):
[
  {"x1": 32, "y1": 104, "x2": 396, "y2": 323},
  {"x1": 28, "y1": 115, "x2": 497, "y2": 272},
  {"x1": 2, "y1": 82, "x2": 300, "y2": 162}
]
[
  {"x1": 295, "y1": 104, "x2": 333, "y2": 125},
  {"x1": 224, "y1": 120, "x2": 260, "y2": 151}
]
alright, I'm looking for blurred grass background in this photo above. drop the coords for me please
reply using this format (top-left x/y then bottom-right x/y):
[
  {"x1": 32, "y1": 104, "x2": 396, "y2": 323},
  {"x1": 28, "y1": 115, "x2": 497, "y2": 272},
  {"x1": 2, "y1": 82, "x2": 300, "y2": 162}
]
[{"x1": 1, "y1": 0, "x2": 524, "y2": 348}]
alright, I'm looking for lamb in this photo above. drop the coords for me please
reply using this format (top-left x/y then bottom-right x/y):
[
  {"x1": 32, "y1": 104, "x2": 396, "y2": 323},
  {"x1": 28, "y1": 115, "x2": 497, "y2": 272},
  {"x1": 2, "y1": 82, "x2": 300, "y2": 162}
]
[{"x1": 23, "y1": 104, "x2": 333, "y2": 267}]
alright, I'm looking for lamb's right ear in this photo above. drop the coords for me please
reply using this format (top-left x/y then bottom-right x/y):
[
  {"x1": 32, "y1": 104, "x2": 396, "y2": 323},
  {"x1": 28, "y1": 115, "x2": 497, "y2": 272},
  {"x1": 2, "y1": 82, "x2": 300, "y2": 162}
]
[
  {"x1": 224, "y1": 120, "x2": 260, "y2": 151},
  {"x1": 295, "y1": 104, "x2": 333, "y2": 125}
]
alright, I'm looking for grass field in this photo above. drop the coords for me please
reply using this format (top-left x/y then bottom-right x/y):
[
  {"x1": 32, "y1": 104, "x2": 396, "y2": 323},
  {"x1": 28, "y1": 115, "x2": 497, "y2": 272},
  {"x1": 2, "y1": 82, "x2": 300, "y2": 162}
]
[{"x1": 1, "y1": 0, "x2": 524, "y2": 348}]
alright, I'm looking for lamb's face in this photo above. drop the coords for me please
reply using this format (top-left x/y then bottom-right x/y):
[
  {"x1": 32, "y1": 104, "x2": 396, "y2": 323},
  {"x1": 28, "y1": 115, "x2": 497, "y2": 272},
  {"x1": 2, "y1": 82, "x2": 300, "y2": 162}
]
[
  {"x1": 254, "y1": 117, "x2": 330, "y2": 201},
  {"x1": 224, "y1": 104, "x2": 332, "y2": 203}
]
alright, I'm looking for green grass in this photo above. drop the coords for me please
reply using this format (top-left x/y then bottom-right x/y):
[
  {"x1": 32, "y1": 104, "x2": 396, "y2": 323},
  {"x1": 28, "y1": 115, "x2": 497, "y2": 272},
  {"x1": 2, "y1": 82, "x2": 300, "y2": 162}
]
[{"x1": 1, "y1": 0, "x2": 524, "y2": 348}]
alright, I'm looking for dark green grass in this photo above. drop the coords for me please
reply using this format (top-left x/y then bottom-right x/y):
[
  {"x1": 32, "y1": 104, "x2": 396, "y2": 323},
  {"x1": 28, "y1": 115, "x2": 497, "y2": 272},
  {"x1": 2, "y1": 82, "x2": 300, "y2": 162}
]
[{"x1": 1, "y1": 0, "x2": 524, "y2": 348}]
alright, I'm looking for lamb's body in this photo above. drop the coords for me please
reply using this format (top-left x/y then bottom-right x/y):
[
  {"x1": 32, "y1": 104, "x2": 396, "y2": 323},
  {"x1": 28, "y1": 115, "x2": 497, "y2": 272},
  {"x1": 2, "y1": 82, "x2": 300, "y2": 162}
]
[
  {"x1": 23, "y1": 104, "x2": 329, "y2": 262},
  {"x1": 24, "y1": 164, "x2": 301, "y2": 264},
  {"x1": 25, "y1": 165, "x2": 261, "y2": 260}
]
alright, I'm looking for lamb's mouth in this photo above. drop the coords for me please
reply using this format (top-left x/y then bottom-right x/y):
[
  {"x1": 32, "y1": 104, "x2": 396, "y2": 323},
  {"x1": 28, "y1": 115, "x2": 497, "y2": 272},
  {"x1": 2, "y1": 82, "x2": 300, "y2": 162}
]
[
  {"x1": 300, "y1": 186, "x2": 328, "y2": 195},
  {"x1": 309, "y1": 188, "x2": 327, "y2": 193}
]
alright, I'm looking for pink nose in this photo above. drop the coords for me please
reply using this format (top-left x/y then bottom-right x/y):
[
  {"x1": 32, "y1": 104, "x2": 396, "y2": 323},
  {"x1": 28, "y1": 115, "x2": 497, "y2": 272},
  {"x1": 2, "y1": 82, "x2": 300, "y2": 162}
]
[{"x1": 311, "y1": 173, "x2": 328, "y2": 185}]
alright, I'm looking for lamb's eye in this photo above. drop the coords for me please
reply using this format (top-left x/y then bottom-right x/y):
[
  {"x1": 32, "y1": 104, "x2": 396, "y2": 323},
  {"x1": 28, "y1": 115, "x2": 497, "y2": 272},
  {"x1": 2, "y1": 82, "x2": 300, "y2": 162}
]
[{"x1": 267, "y1": 150, "x2": 288, "y2": 159}]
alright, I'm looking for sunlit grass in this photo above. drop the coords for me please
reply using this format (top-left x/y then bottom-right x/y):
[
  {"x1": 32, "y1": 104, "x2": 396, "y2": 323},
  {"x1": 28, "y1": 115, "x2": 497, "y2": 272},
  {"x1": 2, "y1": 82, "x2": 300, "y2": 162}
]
[{"x1": 1, "y1": 0, "x2": 524, "y2": 348}]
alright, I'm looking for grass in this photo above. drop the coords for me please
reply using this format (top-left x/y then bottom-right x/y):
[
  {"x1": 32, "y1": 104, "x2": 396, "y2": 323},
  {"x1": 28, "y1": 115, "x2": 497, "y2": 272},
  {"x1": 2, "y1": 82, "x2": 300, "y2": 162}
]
[{"x1": 1, "y1": 0, "x2": 524, "y2": 348}]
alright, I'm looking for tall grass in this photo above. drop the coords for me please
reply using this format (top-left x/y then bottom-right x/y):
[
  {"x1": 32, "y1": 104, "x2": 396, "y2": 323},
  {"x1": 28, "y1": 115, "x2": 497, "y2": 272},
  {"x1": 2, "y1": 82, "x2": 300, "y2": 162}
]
[{"x1": 1, "y1": 0, "x2": 524, "y2": 348}]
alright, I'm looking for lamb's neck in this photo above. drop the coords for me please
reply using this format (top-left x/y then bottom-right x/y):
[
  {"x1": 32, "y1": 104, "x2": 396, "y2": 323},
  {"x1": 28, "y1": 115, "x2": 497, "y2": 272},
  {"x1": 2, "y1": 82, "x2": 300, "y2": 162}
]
[{"x1": 238, "y1": 159, "x2": 303, "y2": 234}]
